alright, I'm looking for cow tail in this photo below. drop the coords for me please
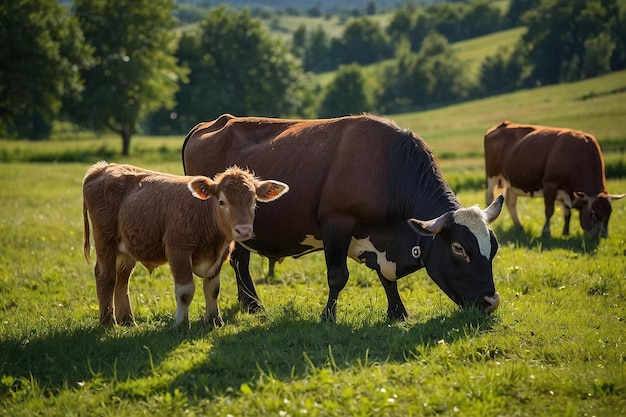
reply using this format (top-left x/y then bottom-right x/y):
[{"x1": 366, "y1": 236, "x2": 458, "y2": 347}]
[{"x1": 83, "y1": 199, "x2": 91, "y2": 263}]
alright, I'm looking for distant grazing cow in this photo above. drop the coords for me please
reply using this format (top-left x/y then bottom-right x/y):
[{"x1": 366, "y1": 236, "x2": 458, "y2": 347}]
[
  {"x1": 484, "y1": 120, "x2": 624, "y2": 238},
  {"x1": 82, "y1": 162, "x2": 289, "y2": 328},
  {"x1": 183, "y1": 114, "x2": 504, "y2": 321}
]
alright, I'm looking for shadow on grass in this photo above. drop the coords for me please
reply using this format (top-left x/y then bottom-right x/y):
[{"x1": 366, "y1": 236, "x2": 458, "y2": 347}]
[
  {"x1": 492, "y1": 223, "x2": 600, "y2": 254},
  {"x1": 0, "y1": 307, "x2": 496, "y2": 400}
]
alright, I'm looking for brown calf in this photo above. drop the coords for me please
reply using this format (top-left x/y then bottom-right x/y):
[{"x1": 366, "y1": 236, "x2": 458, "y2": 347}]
[{"x1": 82, "y1": 161, "x2": 288, "y2": 328}]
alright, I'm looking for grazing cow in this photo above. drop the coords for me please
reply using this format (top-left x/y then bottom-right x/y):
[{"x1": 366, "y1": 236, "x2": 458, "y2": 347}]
[
  {"x1": 182, "y1": 114, "x2": 505, "y2": 321},
  {"x1": 82, "y1": 161, "x2": 289, "y2": 328},
  {"x1": 484, "y1": 121, "x2": 624, "y2": 238}
]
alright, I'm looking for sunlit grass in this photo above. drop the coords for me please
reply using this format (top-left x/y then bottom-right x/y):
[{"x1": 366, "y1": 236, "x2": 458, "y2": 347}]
[{"x1": 0, "y1": 157, "x2": 624, "y2": 416}]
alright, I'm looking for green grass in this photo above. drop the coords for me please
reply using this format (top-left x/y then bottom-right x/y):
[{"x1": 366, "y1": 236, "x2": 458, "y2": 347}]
[
  {"x1": 2, "y1": 69, "x2": 626, "y2": 416},
  {"x1": 451, "y1": 27, "x2": 525, "y2": 82},
  {"x1": 0, "y1": 159, "x2": 624, "y2": 416}
]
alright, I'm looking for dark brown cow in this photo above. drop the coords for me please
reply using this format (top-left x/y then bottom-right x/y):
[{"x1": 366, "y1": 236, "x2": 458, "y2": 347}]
[
  {"x1": 183, "y1": 114, "x2": 505, "y2": 322},
  {"x1": 82, "y1": 161, "x2": 289, "y2": 328},
  {"x1": 485, "y1": 121, "x2": 624, "y2": 238}
]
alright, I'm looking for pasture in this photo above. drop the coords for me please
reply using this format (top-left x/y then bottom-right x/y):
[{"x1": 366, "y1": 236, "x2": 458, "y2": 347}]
[{"x1": 2, "y1": 72, "x2": 626, "y2": 416}]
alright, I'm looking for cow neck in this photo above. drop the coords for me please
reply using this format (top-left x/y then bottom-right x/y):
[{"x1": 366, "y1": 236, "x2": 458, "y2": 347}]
[{"x1": 389, "y1": 134, "x2": 460, "y2": 220}]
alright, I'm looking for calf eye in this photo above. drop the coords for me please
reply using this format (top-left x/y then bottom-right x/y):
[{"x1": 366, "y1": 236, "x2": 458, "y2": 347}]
[{"x1": 451, "y1": 242, "x2": 469, "y2": 261}]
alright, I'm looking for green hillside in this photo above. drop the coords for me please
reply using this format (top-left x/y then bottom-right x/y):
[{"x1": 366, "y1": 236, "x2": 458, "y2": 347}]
[{"x1": 390, "y1": 69, "x2": 626, "y2": 158}]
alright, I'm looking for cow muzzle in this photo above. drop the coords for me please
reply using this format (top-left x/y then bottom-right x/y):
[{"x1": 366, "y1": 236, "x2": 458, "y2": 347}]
[
  {"x1": 233, "y1": 224, "x2": 253, "y2": 241},
  {"x1": 483, "y1": 292, "x2": 500, "y2": 314}
]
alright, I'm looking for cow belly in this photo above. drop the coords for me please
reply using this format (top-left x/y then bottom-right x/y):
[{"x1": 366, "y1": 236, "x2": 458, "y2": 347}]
[
  {"x1": 510, "y1": 188, "x2": 573, "y2": 206},
  {"x1": 239, "y1": 234, "x2": 324, "y2": 258},
  {"x1": 118, "y1": 241, "x2": 165, "y2": 271},
  {"x1": 348, "y1": 237, "x2": 397, "y2": 281}
]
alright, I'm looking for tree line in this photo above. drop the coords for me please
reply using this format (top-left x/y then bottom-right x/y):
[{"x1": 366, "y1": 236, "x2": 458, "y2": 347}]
[{"x1": 1, "y1": 0, "x2": 625, "y2": 154}]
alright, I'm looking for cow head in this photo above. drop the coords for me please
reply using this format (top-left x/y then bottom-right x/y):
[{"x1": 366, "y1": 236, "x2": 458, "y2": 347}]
[
  {"x1": 574, "y1": 191, "x2": 625, "y2": 238},
  {"x1": 408, "y1": 195, "x2": 504, "y2": 313},
  {"x1": 188, "y1": 167, "x2": 289, "y2": 241}
]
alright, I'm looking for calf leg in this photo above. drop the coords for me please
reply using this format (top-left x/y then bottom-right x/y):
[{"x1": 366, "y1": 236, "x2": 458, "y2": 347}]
[
  {"x1": 168, "y1": 257, "x2": 195, "y2": 329},
  {"x1": 505, "y1": 188, "x2": 523, "y2": 230},
  {"x1": 377, "y1": 273, "x2": 408, "y2": 321},
  {"x1": 230, "y1": 243, "x2": 263, "y2": 313},
  {"x1": 203, "y1": 276, "x2": 224, "y2": 327},
  {"x1": 94, "y1": 248, "x2": 117, "y2": 325},
  {"x1": 321, "y1": 215, "x2": 355, "y2": 322},
  {"x1": 113, "y1": 254, "x2": 136, "y2": 325}
]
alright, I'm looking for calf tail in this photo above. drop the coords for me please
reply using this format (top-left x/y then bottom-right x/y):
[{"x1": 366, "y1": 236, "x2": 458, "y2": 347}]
[{"x1": 83, "y1": 199, "x2": 91, "y2": 263}]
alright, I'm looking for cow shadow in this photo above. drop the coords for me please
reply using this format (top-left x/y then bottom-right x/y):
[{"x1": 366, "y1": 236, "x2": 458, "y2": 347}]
[
  {"x1": 492, "y1": 223, "x2": 600, "y2": 254},
  {"x1": 0, "y1": 308, "x2": 497, "y2": 400},
  {"x1": 167, "y1": 306, "x2": 498, "y2": 397}
]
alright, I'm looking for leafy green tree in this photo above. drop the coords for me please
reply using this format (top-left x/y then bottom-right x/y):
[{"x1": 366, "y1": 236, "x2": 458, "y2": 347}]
[
  {"x1": 522, "y1": 0, "x2": 619, "y2": 84},
  {"x1": 318, "y1": 64, "x2": 370, "y2": 118},
  {"x1": 329, "y1": 17, "x2": 392, "y2": 66},
  {"x1": 479, "y1": 47, "x2": 527, "y2": 95},
  {"x1": 195, "y1": 6, "x2": 309, "y2": 118},
  {"x1": 67, "y1": 0, "x2": 185, "y2": 155},
  {"x1": 0, "y1": 0, "x2": 91, "y2": 139}
]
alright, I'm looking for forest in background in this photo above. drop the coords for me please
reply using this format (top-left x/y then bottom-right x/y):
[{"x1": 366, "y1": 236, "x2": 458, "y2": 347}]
[{"x1": 2, "y1": 0, "x2": 625, "y2": 155}]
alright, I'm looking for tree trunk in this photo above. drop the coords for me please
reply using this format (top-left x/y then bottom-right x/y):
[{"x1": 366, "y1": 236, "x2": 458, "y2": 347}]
[{"x1": 121, "y1": 123, "x2": 132, "y2": 156}]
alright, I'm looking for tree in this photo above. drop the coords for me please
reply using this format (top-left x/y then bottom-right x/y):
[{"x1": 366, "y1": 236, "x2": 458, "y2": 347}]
[
  {"x1": 318, "y1": 64, "x2": 370, "y2": 118},
  {"x1": 522, "y1": 0, "x2": 619, "y2": 84},
  {"x1": 329, "y1": 17, "x2": 392, "y2": 66},
  {"x1": 0, "y1": 0, "x2": 91, "y2": 139},
  {"x1": 67, "y1": 0, "x2": 185, "y2": 155}
]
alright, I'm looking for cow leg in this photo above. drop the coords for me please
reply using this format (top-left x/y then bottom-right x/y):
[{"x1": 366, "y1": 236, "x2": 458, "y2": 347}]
[
  {"x1": 321, "y1": 215, "x2": 355, "y2": 322},
  {"x1": 505, "y1": 188, "x2": 523, "y2": 230},
  {"x1": 562, "y1": 205, "x2": 572, "y2": 236},
  {"x1": 542, "y1": 183, "x2": 558, "y2": 237},
  {"x1": 485, "y1": 176, "x2": 498, "y2": 205},
  {"x1": 377, "y1": 274, "x2": 408, "y2": 321},
  {"x1": 203, "y1": 276, "x2": 224, "y2": 327},
  {"x1": 113, "y1": 254, "x2": 136, "y2": 325},
  {"x1": 230, "y1": 243, "x2": 263, "y2": 313}
]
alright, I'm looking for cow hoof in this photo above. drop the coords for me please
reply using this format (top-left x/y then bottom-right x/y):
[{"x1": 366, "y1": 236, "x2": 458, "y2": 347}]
[
  {"x1": 387, "y1": 311, "x2": 408, "y2": 322},
  {"x1": 242, "y1": 301, "x2": 264, "y2": 314},
  {"x1": 204, "y1": 316, "x2": 224, "y2": 328},
  {"x1": 320, "y1": 309, "x2": 337, "y2": 323}
]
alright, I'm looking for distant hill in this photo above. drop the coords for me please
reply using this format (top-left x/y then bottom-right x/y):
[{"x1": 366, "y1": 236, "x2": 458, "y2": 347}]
[{"x1": 175, "y1": 0, "x2": 431, "y2": 13}]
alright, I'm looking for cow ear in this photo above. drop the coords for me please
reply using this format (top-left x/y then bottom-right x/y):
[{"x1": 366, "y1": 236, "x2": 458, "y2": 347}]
[
  {"x1": 483, "y1": 194, "x2": 504, "y2": 224},
  {"x1": 256, "y1": 180, "x2": 290, "y2": 202},
  {"x1": 188, "y1": 176, "x2": 218, "y2": 200},
  {"x1": 407, "y1": 212, "x2": 450, "y2": 236}
]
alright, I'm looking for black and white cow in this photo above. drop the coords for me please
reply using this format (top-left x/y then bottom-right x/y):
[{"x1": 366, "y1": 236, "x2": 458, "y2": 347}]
[{"x1": 183, "y1": 114, "x2": 504, "y2": 321}]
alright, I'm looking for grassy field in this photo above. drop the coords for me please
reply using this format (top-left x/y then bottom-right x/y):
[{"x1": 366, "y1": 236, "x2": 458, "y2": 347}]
[
  {"x1": 1, "y1": 71, "x2": 626, "y2": 415},
  {"x1": 0, "y1": 159, "x2": 624, "y2": 416}
]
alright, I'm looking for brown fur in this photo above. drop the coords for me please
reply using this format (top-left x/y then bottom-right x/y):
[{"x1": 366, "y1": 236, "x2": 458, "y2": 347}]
[
  {"x1": 82, "y1": 161, "x2": 288, "y2": 328},
  {"x1": 484, "y1": 121, "x2": 623, "y2": 237}
]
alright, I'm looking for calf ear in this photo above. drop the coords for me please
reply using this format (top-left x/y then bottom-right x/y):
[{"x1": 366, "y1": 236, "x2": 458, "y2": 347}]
[
  {"x1": 407, "y1": 212, "x2": 450, "y2": 236},
  {"x1": 483, "y1": 194, "x2": 504, "y2": 224},
  {"x1": 188, "y1": 176, "x2": 218, "y2": 200},
  {"x1": 256, "y1": 180, "x2": 290, "y2": 202}
]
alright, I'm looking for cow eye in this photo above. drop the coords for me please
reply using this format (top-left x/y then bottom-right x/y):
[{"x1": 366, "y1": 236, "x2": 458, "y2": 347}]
[
  {"x1": 219, "y1": 200, "x2": 226, "y2": 207},
  {"x1": 451, "y1": 242, "x2": 469, "y2": 260}
]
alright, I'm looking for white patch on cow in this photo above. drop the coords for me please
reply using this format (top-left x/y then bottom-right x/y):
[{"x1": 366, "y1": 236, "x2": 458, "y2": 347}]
[
  {"x1": 453, "y1": 207, "x2": 491, "y2": 259},
  {"x1": 348, "y1": 236, "x2": 398, "y2": 281}
]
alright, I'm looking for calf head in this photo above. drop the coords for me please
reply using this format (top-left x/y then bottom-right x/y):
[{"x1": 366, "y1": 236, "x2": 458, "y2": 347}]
[
  {"x1": 188, "y1": 167, "x2": 289, "y2": 241},
  {"x1": 574, "y1": 191, "x2": 625, "y2": 238},
  {"x1": 408, "y1": 195, "x2": 504, "y2": 313}
]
